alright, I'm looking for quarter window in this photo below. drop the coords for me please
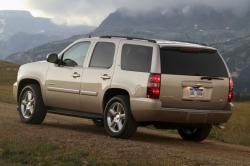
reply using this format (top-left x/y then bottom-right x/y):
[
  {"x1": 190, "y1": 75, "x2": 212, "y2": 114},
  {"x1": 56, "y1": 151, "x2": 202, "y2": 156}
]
[
  {"x1": 89, "y1": 42, "x2": 115, "y2": 69},
  {"x1": 121, "y1": 44, "x2": 153, "y2": 72}
]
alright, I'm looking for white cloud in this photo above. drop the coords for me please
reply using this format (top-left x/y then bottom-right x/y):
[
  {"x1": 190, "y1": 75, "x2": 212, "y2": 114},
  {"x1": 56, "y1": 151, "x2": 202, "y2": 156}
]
[{"x1": 21, "y1": 0, "x2": 250, "y2": 26}]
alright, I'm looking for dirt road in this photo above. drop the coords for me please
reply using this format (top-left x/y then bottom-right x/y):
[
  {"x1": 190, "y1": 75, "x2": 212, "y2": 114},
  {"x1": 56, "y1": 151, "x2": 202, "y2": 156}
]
[{"x1": 0, "y1": 102, "x2": 250, "y2": 166}]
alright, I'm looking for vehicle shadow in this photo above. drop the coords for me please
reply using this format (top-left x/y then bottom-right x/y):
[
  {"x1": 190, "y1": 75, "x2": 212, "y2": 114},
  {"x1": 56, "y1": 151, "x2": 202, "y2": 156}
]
[
  {"x1": 133, "y1": 131, "x2": 184, "y2": 144},
  {"x1": 42, "y1": 121, "x2": 188, "y2": 145},
  {"x1": 42, "y1": 122, "x2": 107, "y2": 136}
]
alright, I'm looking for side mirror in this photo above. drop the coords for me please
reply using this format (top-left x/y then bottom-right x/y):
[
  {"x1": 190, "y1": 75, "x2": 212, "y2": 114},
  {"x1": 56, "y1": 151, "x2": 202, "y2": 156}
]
[{"x1": 47, "y1": 53, "x2": 59, "y2": 64}]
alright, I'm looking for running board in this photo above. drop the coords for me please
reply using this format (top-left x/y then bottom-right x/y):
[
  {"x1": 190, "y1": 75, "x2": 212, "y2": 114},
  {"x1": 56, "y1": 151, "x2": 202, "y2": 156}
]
[{"x1": 47, "y1": 107, "x2": 103, "y2": 120}]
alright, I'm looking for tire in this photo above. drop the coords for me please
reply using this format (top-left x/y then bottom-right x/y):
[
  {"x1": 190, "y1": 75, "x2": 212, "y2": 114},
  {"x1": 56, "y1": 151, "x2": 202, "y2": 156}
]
[
  {"x1": 178, "y1": 125, "x2": 212, "y2": 142},
  {"x1": 18, "y1": 84, "x2": 47, "y2": 124},
  {"x1": 92, "y1": 119, "x2": 104, "y2": 127},
  {"x1": 104, "y1": 95, "x2": 137, "y2": 139}
]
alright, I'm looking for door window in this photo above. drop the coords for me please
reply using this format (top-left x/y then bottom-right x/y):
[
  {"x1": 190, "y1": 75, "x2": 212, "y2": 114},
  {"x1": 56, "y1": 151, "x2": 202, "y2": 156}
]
[
  {"x1": 89, "y1": 42, "x2": 115, "y2": 69},
  {"x1": 62, "y1": 42, "x2": 90, "y2": 67}
]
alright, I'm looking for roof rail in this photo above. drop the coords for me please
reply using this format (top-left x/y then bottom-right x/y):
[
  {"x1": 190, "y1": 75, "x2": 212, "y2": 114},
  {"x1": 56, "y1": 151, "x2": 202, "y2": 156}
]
[{"x1": 100, "y1": 35, "x2": 157, "y2": 43}]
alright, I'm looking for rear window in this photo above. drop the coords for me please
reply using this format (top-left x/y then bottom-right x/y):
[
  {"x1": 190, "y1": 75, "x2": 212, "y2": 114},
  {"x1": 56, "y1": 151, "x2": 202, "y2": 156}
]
[
  {"x1": 160, "y1": 48, "x2": 228, "y2": 77},
  {"x1": 121, "y1": 44, "x2": 153, "y2": 72}
]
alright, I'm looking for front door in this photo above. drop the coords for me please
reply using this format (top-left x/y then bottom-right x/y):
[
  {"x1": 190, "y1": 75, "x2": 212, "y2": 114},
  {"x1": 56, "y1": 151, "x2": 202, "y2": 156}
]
[{"x1": 45, "y1": 41, "x2": 91, "y2": 110}]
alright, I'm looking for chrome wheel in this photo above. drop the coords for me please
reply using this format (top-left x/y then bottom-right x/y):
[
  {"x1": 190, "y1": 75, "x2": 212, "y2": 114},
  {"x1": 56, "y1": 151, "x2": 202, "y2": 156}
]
[
  {"x1": 20, "y1": 90, "x2": 35, "y2": 119},
  {"x1": 107, "y1": 102, "x2": 126, "y2": 133}
]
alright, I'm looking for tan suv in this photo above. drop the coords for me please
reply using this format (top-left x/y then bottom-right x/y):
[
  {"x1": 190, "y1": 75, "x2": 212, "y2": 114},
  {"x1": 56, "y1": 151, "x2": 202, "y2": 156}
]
[{"x1": 13, "y1": 36, "x2": 233, "y2": 142}]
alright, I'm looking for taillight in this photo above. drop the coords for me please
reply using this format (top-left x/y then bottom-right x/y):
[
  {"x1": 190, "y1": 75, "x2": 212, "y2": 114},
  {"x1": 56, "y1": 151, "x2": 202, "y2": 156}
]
[
  {"x1": 228, "y1": 78, "x2": 233, "y2": 102},
  {"x1": 147, "y1": 73, "x2": 161, "y2": 99}
]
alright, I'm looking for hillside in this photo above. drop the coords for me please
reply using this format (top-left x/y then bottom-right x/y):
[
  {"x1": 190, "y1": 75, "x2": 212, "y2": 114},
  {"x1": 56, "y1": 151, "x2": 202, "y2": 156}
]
[
  {"x1": 94, "y1": 6, "x2": 250, "y2": 43},
  {"x1": 0, "y1": 60, "x2": 19, "y2": 103},
  {"x1": 212, "y1": 36, "x2": 250, "y2": 99},
  {"x1": 5, "y1": 34, "x2": 87, "y2": 64},
  {"x1": 0, "y1": 10, "x2": 95, "y2": 59}
]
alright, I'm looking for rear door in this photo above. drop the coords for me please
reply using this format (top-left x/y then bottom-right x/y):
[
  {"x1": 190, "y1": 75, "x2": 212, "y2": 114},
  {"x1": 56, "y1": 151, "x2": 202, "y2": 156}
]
[
  {"x1": 80, "y1": 41, "x2": 117, "y2": 113},
  {"x1": 159, "y1": 47, "x2": 230, "y2": 110}
]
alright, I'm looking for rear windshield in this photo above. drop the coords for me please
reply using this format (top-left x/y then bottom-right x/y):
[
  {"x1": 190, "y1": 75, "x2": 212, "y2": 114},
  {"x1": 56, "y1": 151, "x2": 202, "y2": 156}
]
[{"x1": 160, "y1": 48, "x2": 228, "y2": 77}]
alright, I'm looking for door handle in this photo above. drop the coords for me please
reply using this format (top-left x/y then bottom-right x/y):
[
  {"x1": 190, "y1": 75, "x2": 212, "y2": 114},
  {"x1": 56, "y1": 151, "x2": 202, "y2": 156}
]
[
  {"x1": 100, "y1": 74, "x2": 111, "y2": 80},
  {"x1": 72, "y1": 72, "x2": 80, "y2": 78}
]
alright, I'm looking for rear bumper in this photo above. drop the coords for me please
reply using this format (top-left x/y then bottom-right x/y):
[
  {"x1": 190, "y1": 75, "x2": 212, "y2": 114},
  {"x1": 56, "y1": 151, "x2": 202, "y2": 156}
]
[{"x1": 130, "y1": 98, "x2": 232, "y2": 124}]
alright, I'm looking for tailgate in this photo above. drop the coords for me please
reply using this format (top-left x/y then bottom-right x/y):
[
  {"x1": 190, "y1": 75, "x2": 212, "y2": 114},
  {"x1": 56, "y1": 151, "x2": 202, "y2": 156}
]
[
  {"x1": 159, "y1": 47, "x2": 230, "y2": 110},
  {"x1": 160, "y1": 75, "x2": 229, "y2": 110}
]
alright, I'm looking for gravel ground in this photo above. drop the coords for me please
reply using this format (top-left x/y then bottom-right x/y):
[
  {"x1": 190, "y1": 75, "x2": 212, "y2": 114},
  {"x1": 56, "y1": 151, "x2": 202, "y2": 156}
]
[{"x1": 0, "y1": 102, "x2": 250, "y2": 166}]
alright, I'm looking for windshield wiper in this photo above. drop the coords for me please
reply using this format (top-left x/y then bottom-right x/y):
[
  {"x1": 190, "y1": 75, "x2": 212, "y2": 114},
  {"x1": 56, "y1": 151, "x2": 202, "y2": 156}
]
[{"x1": 200, "y1": 76, "x2": 224, "y2": 80}]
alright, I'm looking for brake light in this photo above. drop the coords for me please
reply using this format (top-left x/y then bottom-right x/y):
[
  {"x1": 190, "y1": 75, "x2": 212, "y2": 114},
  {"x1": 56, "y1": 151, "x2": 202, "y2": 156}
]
[
  {"x1": 147, "y1": 73, "x2": 161, "y2": 99},
  {"x1": 228, "y1": 78, "x2": 233, "y2": 102}
]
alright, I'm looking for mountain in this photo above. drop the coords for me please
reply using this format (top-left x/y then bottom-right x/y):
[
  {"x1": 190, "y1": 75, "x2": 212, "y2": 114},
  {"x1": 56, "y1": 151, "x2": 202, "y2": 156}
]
[
  {"x1": 94, "y1": 5, "x2": 250, "y2": 43},
  {"x1": 4, "y1": 6, "x2": 250, "y2": 98},
  {"x1": 0, "y1": 10, "x2": 95, "y2": 58},
  {"x1": 0, "y1": 32, "x2": 61, "y2": 59},
  {"x1": 5, "y1": 34, "x2": 86, "y2": 64},
  {"x1": 212, "y1": 36, "x2": 250, "y2": 99}
]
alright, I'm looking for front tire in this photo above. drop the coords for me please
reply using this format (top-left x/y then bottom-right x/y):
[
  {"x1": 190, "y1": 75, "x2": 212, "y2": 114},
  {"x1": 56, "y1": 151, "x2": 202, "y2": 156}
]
[
  {"x1": 178, "y1": 125, "x2": 212, "y2": 142},
  {"x1": 18, "y1": 84, "x2": 47, "y2": 124},
  {"x1": 104, "y1": 95, "x2": 137, "y2": 139}
]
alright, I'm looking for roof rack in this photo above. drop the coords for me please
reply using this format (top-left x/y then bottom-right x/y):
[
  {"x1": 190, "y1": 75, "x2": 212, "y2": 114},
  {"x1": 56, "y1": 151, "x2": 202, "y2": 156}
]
[{"x1": 100, "y1": 35, "x2": 157, "y2": 43}]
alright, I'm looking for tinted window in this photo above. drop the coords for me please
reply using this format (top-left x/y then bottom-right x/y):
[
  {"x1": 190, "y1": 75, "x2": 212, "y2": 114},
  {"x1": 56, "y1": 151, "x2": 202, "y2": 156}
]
[
  {"x1": 89, "y1": 42, "x2": 115, "y2": 68},
  {"x1": 160, "y1": 48, "x2": 228, "y2": 77},
  {"x1": 121, "y1": 44, "x2": 153, "y2": 72},
  {"x1": 62, "y1": 42, "x2": 90, "y2": 67}
]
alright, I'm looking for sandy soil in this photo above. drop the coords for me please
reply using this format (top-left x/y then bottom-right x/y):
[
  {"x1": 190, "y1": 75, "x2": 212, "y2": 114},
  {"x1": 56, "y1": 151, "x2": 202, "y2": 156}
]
[{"x1": 0, "y1": 102, "x2": 250, "y2": 166}]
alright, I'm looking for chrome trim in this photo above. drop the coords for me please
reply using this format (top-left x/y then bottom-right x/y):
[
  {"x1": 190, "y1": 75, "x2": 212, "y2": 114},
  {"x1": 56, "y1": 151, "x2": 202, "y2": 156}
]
[
  {"x1": 47, "y1": 87, "x2": 79, "y2": 94},
  {"x1": 80, "y1": 90, "x2": 98, "y2": 96}
]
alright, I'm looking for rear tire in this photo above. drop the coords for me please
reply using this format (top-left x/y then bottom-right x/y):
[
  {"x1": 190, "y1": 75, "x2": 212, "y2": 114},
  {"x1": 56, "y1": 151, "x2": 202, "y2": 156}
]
[
  {"x1": 18, "y1": 84, "x2": 47, "y2": 124},
  {"x1": 178, "y1": 125, "x2": 212, "y2": 142},
  {"x1": 104, "y1": 95, "x2": 137, "y2": 139}
]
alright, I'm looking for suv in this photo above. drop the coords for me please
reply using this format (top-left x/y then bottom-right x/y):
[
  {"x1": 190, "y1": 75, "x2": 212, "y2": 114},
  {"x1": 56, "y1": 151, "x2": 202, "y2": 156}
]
[{"x1": 13, "y1": 36, "x2": 233, "y2": 142}]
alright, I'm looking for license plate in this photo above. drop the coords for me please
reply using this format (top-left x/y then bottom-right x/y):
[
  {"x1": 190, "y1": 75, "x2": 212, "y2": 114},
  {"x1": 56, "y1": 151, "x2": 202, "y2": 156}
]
[{"x1": 189, "y1": 87, "x2": 204, "y2": 97}]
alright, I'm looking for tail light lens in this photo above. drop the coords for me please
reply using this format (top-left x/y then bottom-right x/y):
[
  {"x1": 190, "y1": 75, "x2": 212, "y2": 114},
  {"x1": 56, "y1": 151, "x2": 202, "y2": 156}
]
[
  {"x1": 228, "y1": 78, "x2": 233, "y2": 102},
  {"x1": 147, "y1": 73, "x2": 161, "y2": 99}
]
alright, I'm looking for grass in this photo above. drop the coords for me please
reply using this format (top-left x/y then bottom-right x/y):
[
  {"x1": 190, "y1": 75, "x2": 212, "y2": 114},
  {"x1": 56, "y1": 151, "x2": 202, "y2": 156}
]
[
  {"x1": 0, "y1": 137, "x2": 130, "y2": 166},
  {"x1": 0, "y1": 60, "x2": 19, "y2": 104},
  {"x1": 210, "y1": 102, "x2": 250, "y2": 146},
  {"x1": 0, "y1": 140, "x2": 143, "y2": 166},
  {"x1": 0, "y1": 138, "x2": 88, "y2": 166}
]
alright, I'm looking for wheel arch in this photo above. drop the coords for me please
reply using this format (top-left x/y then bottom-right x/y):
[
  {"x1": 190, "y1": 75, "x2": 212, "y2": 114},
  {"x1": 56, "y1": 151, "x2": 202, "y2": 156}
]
[
  {"x1": 17, "y1": 78, "x2": 43, "y2": 103},
  {"x1": 102, "y1": 88, "x2": 130, "y2": 111}
]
